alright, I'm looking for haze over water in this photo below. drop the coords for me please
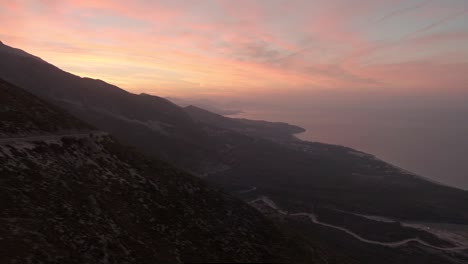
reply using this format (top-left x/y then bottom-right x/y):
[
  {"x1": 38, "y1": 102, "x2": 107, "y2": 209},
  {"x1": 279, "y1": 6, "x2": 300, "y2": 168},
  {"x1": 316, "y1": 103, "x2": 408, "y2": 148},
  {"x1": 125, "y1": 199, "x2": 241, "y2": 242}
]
[{"x1": 228, "y1": 101, "x2": 468, "y2": 191}]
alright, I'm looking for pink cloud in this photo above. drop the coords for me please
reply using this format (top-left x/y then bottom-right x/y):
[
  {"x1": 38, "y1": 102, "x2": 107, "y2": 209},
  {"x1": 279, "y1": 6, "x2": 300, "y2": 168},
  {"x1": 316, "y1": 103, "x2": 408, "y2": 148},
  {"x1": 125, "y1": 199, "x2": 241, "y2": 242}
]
[{"x1": 1, "y1": 0, "x2": 467, "y2": 97}]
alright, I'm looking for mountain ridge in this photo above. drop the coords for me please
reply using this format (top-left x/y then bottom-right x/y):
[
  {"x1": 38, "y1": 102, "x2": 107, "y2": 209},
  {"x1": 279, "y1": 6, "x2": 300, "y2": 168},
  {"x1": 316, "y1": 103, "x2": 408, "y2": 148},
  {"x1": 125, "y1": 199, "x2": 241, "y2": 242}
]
[
  {"x1": 1, "y1": 77, "x2": 341, "y2": 263},
  {"x1": 2, "y1": 42, "x2": 468, "y2": 216},
  {"x1": 185, "y1": 104, "x2": 305, "y2": 142},
  {"x1": 1, "y1": 42, "x2": 468, "y2": 222}
]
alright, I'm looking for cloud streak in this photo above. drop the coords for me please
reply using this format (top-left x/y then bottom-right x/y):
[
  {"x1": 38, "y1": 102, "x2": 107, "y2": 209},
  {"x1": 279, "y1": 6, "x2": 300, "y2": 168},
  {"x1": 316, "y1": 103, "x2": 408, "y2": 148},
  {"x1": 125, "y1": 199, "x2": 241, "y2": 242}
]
[
  {"x1": 376, "y1": 0, "x2": 434, "y2": 23},
  {"x1": 401, "y1": 9, "x2": 468, "y2": 40}
]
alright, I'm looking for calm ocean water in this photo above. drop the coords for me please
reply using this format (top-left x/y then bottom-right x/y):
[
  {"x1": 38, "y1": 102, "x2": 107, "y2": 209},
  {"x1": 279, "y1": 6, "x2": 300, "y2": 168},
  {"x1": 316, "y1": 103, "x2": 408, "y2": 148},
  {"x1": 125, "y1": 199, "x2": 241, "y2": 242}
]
[{"x1": 228, "y1": 107, "x2": 468, "y2": 190}]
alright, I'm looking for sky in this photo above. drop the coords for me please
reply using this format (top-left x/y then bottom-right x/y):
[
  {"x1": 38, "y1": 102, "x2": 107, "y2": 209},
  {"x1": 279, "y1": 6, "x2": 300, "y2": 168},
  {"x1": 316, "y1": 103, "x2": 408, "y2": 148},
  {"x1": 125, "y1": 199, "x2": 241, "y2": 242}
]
[{"x1": 1, "y1": 0, "x2": 468, "y2": 98}]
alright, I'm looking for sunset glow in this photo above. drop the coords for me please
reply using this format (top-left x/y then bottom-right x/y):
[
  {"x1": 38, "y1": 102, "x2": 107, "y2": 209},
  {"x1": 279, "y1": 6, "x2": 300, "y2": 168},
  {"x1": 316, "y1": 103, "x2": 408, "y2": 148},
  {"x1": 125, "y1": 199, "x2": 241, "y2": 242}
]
[{"x1": 2, "y1": 0, "x2": 467, "y2": 97}]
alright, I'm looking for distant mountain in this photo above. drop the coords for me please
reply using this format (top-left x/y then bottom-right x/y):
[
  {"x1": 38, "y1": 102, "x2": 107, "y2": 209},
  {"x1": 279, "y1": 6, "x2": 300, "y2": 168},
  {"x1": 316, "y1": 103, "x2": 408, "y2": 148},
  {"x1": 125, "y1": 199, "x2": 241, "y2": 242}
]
[
  {"x1": 1, "y1": 41, "x2": 468, "y2": 263},
  {"x1": 185, "y1": 105, "x2": 305, "y2": 142},
  {"x1": 167, "y1": 96, "x2": 244, "y2": 115},
  {"x1": 1, "y1": 78, "x2": 342, "y2": 263}
]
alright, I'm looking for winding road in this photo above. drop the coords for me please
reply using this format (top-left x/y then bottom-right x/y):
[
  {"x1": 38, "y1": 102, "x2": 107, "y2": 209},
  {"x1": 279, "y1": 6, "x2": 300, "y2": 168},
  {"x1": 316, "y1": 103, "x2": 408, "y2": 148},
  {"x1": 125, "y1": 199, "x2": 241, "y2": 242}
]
[{"x1": 250, "y1": 196, "x2": 468, "y2": 252}]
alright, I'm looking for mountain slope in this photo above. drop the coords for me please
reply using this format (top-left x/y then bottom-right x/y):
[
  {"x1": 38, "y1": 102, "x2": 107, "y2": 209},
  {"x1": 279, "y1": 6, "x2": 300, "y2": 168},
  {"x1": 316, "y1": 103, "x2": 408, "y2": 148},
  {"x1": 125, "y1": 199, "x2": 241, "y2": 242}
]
[
  {"x1": 1, "y1": 42, "x2": 468, "y2": 263},
  {"x1": 0, "y1": 78, "x2": 332, "y2": 263},
  {"x1": 1, "y1": 41, "x2": 468, "y2": 223}
]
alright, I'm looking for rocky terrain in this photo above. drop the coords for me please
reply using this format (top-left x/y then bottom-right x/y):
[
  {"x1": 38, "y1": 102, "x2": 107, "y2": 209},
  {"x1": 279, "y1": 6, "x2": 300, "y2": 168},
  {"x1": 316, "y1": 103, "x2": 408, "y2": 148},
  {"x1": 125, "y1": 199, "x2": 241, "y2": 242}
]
[{"x1": 1, "y1": 78, "x2": 334, "y2": 263}]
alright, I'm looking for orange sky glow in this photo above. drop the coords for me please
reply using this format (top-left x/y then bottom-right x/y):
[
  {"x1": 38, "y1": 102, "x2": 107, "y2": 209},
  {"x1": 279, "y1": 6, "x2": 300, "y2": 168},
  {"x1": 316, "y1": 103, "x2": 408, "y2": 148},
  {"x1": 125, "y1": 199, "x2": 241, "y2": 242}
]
[{"x1": 1, "y1": 0, "x2": 467, "y2": 98}]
